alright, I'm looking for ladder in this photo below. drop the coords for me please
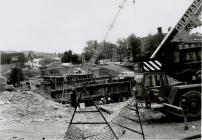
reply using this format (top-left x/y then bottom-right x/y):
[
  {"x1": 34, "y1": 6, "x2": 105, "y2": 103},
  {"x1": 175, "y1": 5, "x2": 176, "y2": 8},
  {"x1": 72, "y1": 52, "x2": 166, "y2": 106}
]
[
  {"x1": 112, "y1": 99, "x2": 145, "y2": 139},
  {"x1": 67, "y1": 83, "x2": 118, "y2": 140},
  {"x1": 60, "y1": 81, "x2": 70, "y2": 104}
]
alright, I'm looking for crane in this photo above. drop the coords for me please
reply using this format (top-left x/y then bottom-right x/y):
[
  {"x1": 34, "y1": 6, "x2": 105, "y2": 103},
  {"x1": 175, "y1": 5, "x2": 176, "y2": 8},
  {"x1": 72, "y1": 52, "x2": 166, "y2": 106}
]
[
  {"x1": 136, "y1": 0, "x2": 202, "y2": 120},
  {"x1": 90, "y1": 0, "x2": 134, "y2": 64},
  {"x1": 151, "y1": 0, "x2": 202, "y2": 59}
]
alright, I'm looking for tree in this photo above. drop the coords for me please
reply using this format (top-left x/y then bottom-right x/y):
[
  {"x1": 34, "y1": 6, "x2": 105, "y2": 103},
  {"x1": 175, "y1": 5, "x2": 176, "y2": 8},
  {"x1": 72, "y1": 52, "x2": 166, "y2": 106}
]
[
  {"x1": 61, "y1": 50, "x2": 72, "y2": 63},
  {"x1": 71, "y1": 54, "x2": 82, "y2": 64},
  {"x1": 143, "y1": 33, "x2": 165, "y2": 58},
  {"x1": 83, "y1": 40, "x2": 98, "y2": 61},
  {"x1": 61, "y1": 50, "x2": 81, "y2": 64},
  {"x1": 83, "y1": 40, "x2": 117, "y2": 63},
  {"x1": 127, "y1": 34, "x2": 142, "y2": 62},
  {"x1": 117, "y1": 39, "x2": 129, "y2": 62},
  {"x1": 100, "y1": 42, "x2": 117, "y2": 61}
]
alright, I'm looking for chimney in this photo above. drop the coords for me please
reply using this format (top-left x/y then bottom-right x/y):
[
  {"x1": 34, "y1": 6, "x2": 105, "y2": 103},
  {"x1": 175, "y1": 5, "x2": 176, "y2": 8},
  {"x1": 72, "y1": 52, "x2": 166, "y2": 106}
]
[
  {"x1": 168, "y1": 27, "x2": 172, "y2": 32},
  {"x1": 157, "y1": 27, "x2": 162, "y2": 35}
]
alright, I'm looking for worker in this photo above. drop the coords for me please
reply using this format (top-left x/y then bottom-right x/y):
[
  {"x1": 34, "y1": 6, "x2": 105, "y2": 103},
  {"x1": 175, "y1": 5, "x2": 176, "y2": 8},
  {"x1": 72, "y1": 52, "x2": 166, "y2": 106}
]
[
  {"x1": 132, "y1": 86, "x2": 137, "y2": 97},
  {"x1": 99, "y1": 97, "x2": 105, "y2": 105},
  {"x1": 107, "y1": 97, "x2": 112, "y2": 104}
]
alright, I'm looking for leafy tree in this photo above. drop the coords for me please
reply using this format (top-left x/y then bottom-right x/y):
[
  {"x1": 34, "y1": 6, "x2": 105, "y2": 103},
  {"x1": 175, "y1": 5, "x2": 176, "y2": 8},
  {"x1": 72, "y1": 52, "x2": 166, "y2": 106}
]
[
  {"x1": 117, "y1": 39, "x2": 129, "y2": 62},
  {"x1": 83, "y1": 40, "x2": 98, "y2": 61},
  {"x1": 61, "y1": 50, "x2": 72, "y2": 63},
  {"x1": 61, "y1": 50, "x2": 81, "y2": 64},
  {"x1": 71, "y1": 54, "x2": 82, "y2": 64},
  {"x1": 127, "y1": 34, "x2": 142, "y2": 62},
  {"x1": 143, "y1": 33, "x2": 165, "y2": 58},
  {"x1": 100, "y1": 42, "x2": 117, "y2": 61},
  {"x1": 83, "y1": 40, "x2": 117, "y2": 63}
]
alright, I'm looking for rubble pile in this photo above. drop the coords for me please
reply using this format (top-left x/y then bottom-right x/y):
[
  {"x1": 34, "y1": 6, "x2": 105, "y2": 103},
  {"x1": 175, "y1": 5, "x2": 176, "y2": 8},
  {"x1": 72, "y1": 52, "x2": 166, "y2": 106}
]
[
  {"x1": 0, "y1": 91, "x2": 72, "y2": 121},
  {"x1": 0, "y1": 91, "x2": 33, "y2": 104},
  {"x1": 0, "y1": 75, "x2": 7, "y2": 92}
]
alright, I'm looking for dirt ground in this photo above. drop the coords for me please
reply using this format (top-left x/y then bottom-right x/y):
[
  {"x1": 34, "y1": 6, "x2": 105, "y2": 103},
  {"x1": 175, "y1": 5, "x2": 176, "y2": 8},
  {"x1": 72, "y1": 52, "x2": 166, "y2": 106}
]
[
  {"x1": 120, "y1": 110, "x2": 201, "y2": 140},
  {"x1": 0, "y1": 90, "x2": 73, "y2": 140},
  {"x1": 0, "y1": 90, "x2": 201, "y2": 140}
]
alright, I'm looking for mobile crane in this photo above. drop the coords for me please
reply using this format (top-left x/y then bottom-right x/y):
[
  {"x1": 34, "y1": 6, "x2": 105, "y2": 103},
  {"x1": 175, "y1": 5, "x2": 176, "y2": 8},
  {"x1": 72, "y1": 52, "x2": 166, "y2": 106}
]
[{"x1": 134, "y1": 0, "x2": 202, "y2": 119}]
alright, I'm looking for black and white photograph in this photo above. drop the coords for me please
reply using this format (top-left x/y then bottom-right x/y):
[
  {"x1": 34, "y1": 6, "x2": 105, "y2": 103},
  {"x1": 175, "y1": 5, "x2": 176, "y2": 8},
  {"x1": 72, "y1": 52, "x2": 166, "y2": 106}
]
[{"x1": 0, "y1": 0, "x2": 201, "y2": 139}]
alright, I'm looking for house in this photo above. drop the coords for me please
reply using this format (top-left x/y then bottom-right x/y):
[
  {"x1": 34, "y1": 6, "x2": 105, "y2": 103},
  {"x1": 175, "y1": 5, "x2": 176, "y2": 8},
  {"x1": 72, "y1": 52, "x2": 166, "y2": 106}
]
[
  {"x1": 0, "y1": 53, "x2": 26, "y2": 65},
  {"x1": 25, "y1": 58, "x2": 43, "y2": 68}
]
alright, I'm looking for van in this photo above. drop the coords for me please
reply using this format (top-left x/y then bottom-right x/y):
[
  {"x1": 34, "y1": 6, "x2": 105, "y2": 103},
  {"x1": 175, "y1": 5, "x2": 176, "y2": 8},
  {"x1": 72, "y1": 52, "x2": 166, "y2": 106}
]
[{"x1": 118, "y1": 71, "x2": 134, "y2": 79}]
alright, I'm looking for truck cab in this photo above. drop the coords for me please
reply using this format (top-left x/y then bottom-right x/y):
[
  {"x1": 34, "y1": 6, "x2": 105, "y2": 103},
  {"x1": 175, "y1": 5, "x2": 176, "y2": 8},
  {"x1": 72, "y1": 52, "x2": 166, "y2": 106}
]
[
  {"x1": 135, "y1": 72, "x2": 181, "y2": 100},
  {"x1": 134, "y1": 72, "x2": 201, "y2": 119}
]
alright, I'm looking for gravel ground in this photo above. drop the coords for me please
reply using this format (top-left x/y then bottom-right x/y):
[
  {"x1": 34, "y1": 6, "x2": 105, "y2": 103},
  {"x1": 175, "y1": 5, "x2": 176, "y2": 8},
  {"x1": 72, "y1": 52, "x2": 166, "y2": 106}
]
[
  {"x1": 0, "y1": 91, "x2": 200, "y2": 140},
  {"x1": 64, "y1": 100, "x2": 201, "y2": 140}
]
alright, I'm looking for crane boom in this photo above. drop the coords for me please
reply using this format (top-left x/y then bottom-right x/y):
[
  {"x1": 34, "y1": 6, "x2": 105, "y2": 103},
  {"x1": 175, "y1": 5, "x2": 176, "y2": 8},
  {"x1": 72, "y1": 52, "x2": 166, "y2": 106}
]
[
  {"x1": 90, "y1": 0, "x2": 128, "y2": 64},
  {"x1": 151, "y1": 0, "x2": 202, "y2": 59}
]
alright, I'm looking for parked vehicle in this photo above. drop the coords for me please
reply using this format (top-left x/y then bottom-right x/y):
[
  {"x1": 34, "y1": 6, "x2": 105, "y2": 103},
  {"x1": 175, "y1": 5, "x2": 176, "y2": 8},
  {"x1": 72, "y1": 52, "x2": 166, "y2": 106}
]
[
  {"x1": 134, "y1": 0, "x2": 202, "y2": 120},
  {"x1": 118, "y1": 71, "x2": 134, "y2": 80}
]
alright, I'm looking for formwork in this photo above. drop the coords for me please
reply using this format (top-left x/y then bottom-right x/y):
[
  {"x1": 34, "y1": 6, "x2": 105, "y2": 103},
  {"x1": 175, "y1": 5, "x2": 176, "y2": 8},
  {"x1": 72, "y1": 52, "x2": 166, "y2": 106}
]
[{"x1": 42, "y1": 75, "x2": 134, "y2": 105}]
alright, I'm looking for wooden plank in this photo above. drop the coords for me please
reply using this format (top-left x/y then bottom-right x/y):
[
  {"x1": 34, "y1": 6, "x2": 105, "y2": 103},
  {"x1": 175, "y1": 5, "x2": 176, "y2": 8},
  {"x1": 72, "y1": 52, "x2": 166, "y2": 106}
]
[
  {"x1": 163, "y1": 103, "x2": 182, "y2": 110},
  {"x1": 151, "y1": 103, "x2": 164, "y2": 109},
  {"x1": 50, "y1": 81, "x2": 132, "y2": 93}
]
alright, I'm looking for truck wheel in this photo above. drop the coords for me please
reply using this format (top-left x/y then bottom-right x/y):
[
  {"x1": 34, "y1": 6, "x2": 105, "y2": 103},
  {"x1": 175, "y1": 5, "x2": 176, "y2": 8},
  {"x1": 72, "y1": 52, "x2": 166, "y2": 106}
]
[{"x1": 182, "y1": 91, "x2": 201, "y2": 120}]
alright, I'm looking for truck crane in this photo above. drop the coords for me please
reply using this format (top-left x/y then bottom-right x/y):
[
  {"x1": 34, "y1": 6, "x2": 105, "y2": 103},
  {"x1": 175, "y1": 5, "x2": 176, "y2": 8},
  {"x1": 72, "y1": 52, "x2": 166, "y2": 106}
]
[{"x1": 134, "y1": 0, "x2": 202, "y2": 120}]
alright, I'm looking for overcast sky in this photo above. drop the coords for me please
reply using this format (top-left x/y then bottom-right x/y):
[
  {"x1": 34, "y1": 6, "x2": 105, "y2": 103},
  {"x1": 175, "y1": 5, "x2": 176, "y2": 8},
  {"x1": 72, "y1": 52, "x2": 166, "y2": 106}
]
[{"x1": 0, "y1": 0, "x2": 200, "y2": 54}]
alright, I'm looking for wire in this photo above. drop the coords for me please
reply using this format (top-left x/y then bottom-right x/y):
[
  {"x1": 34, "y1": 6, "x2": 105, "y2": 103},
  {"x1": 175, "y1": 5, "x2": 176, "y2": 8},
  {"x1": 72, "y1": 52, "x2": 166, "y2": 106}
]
[
  {"x1": 103, "y1": 0, "x2": 128, "y2": 41},
  {"x1": 90, "y1": 0, "x2": 135, "y2": 63}
]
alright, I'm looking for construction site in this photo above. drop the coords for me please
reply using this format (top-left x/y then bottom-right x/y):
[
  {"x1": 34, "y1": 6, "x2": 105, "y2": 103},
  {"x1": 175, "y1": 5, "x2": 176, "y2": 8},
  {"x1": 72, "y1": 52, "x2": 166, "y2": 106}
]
[{"x1": 0, "y1": 0, "x2": 201, "y2": 139}]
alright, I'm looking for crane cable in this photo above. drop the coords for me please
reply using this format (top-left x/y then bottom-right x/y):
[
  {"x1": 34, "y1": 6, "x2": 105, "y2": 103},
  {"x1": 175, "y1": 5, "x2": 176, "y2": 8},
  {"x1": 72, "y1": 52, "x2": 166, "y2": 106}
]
[
  {"x1": 90, "y1": 0, "x2": 135, "y2": 63},
  {"x1": 103, "y1": 0, "x2": 134, "y2": 41}
]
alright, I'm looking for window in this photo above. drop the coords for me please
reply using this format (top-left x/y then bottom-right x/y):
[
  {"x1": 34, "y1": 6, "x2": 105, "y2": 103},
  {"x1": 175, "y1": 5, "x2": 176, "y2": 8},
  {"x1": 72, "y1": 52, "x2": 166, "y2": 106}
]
[
  {"x1": 197, "y1": 51, "x2": 201, "y2": 60},
  {"x1": 185, "y1": 52, "x2": 197, "y2": 62},
  {"x1": 185, "y1": 44, "x2": 189, "y2": 49},
  {"x1": 144, "y1": 74, "x2": 161, "y2": 88}
]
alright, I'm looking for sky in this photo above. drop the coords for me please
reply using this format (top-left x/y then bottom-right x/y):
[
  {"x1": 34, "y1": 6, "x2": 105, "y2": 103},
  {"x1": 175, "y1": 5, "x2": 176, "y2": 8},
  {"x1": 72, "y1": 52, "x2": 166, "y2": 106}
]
[{"x1": 0, "y1": 0, "x2": 200, "y2": 54}]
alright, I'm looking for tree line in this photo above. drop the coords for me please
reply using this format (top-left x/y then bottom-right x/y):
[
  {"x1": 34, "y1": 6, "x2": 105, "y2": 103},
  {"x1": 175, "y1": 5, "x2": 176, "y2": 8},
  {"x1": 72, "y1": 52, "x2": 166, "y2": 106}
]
[
  {"x1": 83, "y1": 32, "x2": 165, "y2": 63},
  {"x1": 61, "y1": 50, "x2": 82, "y2": 64},
  {"x1": 61, "y1": 32, "x2": 165, "y2": 64}
]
